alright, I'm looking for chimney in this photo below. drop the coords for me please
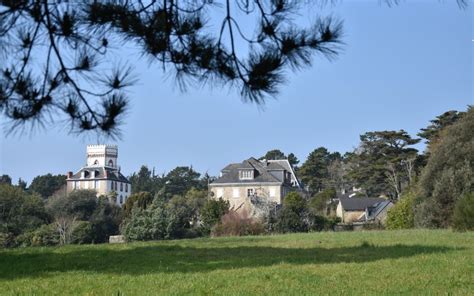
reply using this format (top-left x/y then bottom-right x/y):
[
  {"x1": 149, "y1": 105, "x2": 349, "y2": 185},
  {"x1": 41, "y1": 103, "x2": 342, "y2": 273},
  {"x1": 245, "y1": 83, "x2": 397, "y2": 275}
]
[{"x1": 67, "y1": 171, "x2": 73, "y2": 179}]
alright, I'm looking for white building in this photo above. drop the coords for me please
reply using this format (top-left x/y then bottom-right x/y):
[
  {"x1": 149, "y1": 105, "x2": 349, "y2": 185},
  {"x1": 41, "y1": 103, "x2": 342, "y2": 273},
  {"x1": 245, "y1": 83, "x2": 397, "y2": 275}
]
[{"x1": 66, "y1": 145, "x2": 131, "y2": 206}]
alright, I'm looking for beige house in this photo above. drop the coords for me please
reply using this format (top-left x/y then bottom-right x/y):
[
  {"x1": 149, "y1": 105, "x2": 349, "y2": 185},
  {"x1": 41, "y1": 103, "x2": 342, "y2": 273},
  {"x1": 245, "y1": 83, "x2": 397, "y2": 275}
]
[
  {"x1": 66, "y1": 145, "x2": 131, "y2": 206},
  {"x1": 336, "y1": 197, "x2": 393, "y2": 224},
  {"x1": 209, "y1": 157, "x2": 302, "y2": 217}
]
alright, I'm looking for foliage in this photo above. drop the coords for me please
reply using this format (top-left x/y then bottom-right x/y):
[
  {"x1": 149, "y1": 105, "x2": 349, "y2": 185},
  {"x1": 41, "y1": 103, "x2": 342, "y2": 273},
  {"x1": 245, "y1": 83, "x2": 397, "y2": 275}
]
[
  {"x1": 308, "y1": 188, "x2": 337, "y2": 216},
  {"x1": 16, "y1": 224, "x2": 59, "y2": 247},
  {"x1": 161, "y1": 166, "x2": 202, "y2": 198},
  {"x1": 452, "y1": 192, "x2": 474, "y2": 231},
  {"x1": 212, "y1": 210, "x2": 265, "y2": 237},
  {"x1": 0, "y1": 174, "x2": 12, "y2": 185},
  {"x1": 28, "y1": 174, "x2": 66, "y2": 199},
  {"x1": 307, "y1": 214, "x2": 340, "y2": 231},
  {"x1": 200, "y1": 198, "x2": 230, "y2": 232},
  {"x1": 122, "y1": 191, "x2": 154, "y2": 218},
  {"x1": 418, "y1": 110, "x2": 465, "y2": 150},
  {"x1": 260, "y1": 149, "x2": 300, "y2": 168},
  {"x1": 122, "y1": 190, "x2": 211, "y2": 241},
  {"x1": 415, "y1": 107, "x2": 473, "y2": 228},
  {"x1": 129, "y1": 166, "x2": 162, "y2": 195},
  {"x1": 0, "y1": 184, "x2": 49, "y2": 237},
  {"x1": 47, "y1": 189, "x2": 98, "y2": 221},
  {"x1": 276, "y1": 192, "x2": 307, "y2": 233},
  {"x1": 347, "y1": 130, "x2": 420, "y2": 199},
  {"x1": 89, "y1": 197, "x2": 123, "y2": 243},
  {"x1": 0, "y1": 1, "x2": 342, "y2": 136},
  {"x1": 386, "y1": 192, "x2": 415, "y2": 230},
  {"x1": 299, "y1": 147, "x2": 342, "y2": 193}
]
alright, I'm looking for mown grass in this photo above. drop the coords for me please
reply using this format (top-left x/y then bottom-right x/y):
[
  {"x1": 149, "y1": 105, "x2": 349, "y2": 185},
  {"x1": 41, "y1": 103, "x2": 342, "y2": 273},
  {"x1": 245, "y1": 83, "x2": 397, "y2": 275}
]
[{"x1": 0, "y1": 229, "x2": 473, "y2": 295}]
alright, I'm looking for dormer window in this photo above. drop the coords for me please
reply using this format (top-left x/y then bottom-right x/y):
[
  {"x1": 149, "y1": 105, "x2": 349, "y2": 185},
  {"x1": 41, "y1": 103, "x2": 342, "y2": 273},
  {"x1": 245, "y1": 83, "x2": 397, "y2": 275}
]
[{"x1": 240, "y1": 169, "x2": 254, "y2": 180}]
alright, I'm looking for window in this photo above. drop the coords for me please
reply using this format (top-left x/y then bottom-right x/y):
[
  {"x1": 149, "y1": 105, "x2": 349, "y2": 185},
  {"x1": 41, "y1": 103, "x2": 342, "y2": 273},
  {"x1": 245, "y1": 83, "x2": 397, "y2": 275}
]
[
  {"x1": 119, "y1": 195, "x2": 123, "y2": 204},
  {"x1": 73, "y1": 181, "x2": 78, "y2": 189},
  {"x1": 240, "y1": 170, "x2": 253, "y2": 180},
  {"x1": 94, "y1": 170, "x2": 100, "y2": 178},
  {"x1": 216, "y1": 188, "x2": 223, "y2": 198},
  {"x1": 84, "y1": 181, "x2": 89, "y2": 189},
  {"x1": 232, "y1": 188, "x2": 240, "y2": 198},
  {"x1": 270, "y1": 188, "x2": 276, "y2": 197},
  {"x1": 94, "y1": 180, "x2": 99, "y2": 189},
  {"x1": 93, "y1": 160, "x2": 99, "y2": 165},
  {"x1": 120, "y1": 182, "x2": 123, "y2": 191},
  {"x1": 125, "y1": 184, "x2": 128, "y2": 192},
  {"x1": 247, "y1": 188, "x2": 254, "y2": 197},
  {"x1": 108, "y1": 159, "x2": 114, "y2": 167}
]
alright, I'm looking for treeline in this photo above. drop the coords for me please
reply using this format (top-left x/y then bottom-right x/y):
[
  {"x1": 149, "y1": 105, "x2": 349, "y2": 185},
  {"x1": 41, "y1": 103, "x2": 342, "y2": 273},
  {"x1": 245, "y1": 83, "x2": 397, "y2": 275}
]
[{"x1": 1, "y1": 107, "x2": 472, "y2": 247}]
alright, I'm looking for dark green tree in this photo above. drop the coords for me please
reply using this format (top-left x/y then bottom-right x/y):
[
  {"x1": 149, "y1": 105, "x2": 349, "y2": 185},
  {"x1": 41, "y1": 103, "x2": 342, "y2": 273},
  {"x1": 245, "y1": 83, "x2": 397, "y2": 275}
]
[
  {"x1": 418, "y1": 110, "x2": 465, "y2": 150},
  {"x1": 129, "y1": 166, "x2": 155, "y2": 194},
  {"x1": 415, "y1": 107, "x2": 473, "y2": 228},
  {"x1": 161, "y1": 166, "x2": 201, "y2": 198},
  {"x1": 347, "y1": 130, "x2": 420, "y2": 199},
  {"x1": 276, "y1": 192, "x2": 307, "y2": 233},
  {"x1": 287, "y1": 153, "x2": 300, "y2": 168},
  {"x1": 29, "y1": 173, "x2": 66, "y2": 199},
  {"x1": 260, "y1": 149, "x2": 286, "y2": 160},
  {"x1": 299, "y1": 147, "x2": 331, "y2": 193},
  {"x1": 0, "y1": 184, "x2": 49, "y2": 245},
  {"x1": 200, "y1": 198, "x2": 230, "y2": 231},
  {"x1": 122, "y1": 191, "x2": 154, "y2": 218},
  {"x1": 0, "y1": 174, "x2": 12, "y2": 185},
  {"x1": 0, "y1": 1, "x2": 342, "y2": 136}
]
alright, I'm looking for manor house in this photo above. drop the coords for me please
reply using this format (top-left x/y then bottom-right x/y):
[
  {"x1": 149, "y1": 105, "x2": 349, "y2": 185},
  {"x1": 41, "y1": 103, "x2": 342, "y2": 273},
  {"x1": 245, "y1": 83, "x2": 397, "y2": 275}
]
[{"x1": 66, "y1": 145, "x2": 131, "y2": 206}]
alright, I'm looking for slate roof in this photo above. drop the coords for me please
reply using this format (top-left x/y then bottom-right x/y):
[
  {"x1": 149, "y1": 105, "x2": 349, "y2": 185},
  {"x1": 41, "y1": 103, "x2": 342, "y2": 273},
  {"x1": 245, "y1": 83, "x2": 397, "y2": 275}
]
[
  {"x1": 211, "y1": 157, "x2": 288, "y2": 185},
  {"x1": 339, "y1": 197, "x2": 386, "y2": 211},
  {"x1": 67, "y1": 166, "x2": 130, "y2": 183}
]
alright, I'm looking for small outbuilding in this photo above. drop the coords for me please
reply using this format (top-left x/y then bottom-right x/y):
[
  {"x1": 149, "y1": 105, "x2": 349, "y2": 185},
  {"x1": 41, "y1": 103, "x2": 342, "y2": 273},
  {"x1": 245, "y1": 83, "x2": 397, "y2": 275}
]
[{"x1": 336, "y1": 197, "x2": 393, "y2": 224}]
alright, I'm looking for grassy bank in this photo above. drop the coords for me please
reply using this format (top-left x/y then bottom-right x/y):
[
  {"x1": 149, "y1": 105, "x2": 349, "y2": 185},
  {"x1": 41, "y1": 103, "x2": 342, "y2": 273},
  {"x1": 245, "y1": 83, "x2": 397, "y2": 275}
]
[{"x1": 0, "y1": 229, "x2": 473, "y2": 295}]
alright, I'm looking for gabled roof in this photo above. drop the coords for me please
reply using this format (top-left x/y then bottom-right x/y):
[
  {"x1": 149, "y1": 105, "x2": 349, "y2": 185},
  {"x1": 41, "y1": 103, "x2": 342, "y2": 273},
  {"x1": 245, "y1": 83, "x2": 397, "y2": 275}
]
[
  {"x1": 267, "y1": 159, "x2": 302, "y2": 188},
  {"x1": 67, "y1": 166, "x2": 130, "y2": 183},
  {"x1": 339, "y1": 197, "x2": 386, "y2": 211},
  {"x1": 211, "y1": 157, "x2": 290, "y2": 185}
]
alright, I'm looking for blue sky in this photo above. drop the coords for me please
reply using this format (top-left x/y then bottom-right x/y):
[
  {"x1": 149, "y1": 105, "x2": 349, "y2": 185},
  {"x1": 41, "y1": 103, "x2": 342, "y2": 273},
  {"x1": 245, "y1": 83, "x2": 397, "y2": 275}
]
[{"x1": 1, "y1": 1, "x2": 472, "y2": 184}]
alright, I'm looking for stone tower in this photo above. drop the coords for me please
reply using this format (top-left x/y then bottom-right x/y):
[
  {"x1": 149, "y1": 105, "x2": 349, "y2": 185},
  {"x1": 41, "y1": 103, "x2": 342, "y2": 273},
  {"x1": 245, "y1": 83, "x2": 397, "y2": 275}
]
[{"x1": 86, "y1": 145, "x2": 118, "y2": 168}]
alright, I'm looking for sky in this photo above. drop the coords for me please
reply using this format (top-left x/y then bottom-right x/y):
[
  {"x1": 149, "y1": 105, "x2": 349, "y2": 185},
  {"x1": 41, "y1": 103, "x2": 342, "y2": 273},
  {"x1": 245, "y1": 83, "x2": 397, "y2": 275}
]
[{"x1": 1, "y1": 1, "x2": 473, "y2": 184}]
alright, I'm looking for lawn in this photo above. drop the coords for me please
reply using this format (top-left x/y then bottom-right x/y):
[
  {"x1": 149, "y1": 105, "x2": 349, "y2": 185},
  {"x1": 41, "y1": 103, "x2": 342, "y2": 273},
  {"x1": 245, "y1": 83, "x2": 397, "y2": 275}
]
[{"x1": 0, "y1": 230, "x2": 473, "y2": 295}]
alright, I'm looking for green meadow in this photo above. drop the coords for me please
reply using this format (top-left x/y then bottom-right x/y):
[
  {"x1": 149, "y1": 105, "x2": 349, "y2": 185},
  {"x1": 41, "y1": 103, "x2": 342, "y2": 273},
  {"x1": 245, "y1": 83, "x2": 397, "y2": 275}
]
[{"x1": 1, "y1": 230, "x2": 473, "y2": 295}]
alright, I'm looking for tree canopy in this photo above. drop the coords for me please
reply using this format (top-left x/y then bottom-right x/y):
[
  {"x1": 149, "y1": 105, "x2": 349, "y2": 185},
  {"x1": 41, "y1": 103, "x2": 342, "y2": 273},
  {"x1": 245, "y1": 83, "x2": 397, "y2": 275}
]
[{"x1": 0, "y1": 1, "x2": 342, "y2": 136}]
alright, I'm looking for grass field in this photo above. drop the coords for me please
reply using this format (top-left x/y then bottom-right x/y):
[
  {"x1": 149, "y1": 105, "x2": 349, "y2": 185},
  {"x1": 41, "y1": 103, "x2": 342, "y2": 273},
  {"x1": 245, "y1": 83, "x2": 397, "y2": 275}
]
[{"x1": 0, "y1": 230, "x2": 473, "y2": 295}]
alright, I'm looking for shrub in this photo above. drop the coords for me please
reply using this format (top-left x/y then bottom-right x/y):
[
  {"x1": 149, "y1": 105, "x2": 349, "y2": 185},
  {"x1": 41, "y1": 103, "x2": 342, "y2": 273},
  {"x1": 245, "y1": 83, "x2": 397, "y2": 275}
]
[
  {"x1": 452, "y1": 192, "x2": 474, "y2": 231},
  {"x1": 308, "y1": 214, "x2": 341, "y2": 231},
  {"x1": 276, "y1": 192, "x2": 308, "y2": 233},
  {"x1": 211, "y1": 210, "x2": 264, "y2": 237},
  {"x1": 32, "y1": 224, "x2": 59, "y2": 246},
  {"x1": 71, "y1": 221, "x2": 94, "y2": 244},
  {"x1": 122, "y1": 192, "x2": 154, "y2": 218},
  {"x1": 0, "y1": 232, "x2": 15, "y2": 248},
  {"x1": 386, "y1": 193, "x2": 415, "y2": 230},
  {"x1": 200, "y1": 198, "x2": 229, "y2": 232}
]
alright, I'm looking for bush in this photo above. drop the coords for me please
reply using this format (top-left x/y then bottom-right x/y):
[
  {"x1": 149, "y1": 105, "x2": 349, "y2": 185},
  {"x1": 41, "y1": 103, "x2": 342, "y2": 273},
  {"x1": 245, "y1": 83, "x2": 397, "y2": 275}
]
[
  {"x1": 308, "y1": 214, "x2": 341, "y2": 231},
  {"x1": 211, "y1": 210, "x2": 264, "y2": 237},
  {"x1": 0, "y1": 232, "x2": 15, "y2": 248},
  {"x1": 200, "y1": 198, "x2": 230, "y2": 232},
  {"x1": 71, "y1": 221, "x2": 94, "y2": 244},
  {"x1": 452, "y1": 192, "x2": 474, "y2": 231},
  {"x1": 386, "y1": 193, "x2": 415, "y2": 230},
  {"x1": 15, "y1": 224, "x2": 61, "y2": 247},
  {"x1": 276, "y1": 192, "x2": 308, "y2": 233}
]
